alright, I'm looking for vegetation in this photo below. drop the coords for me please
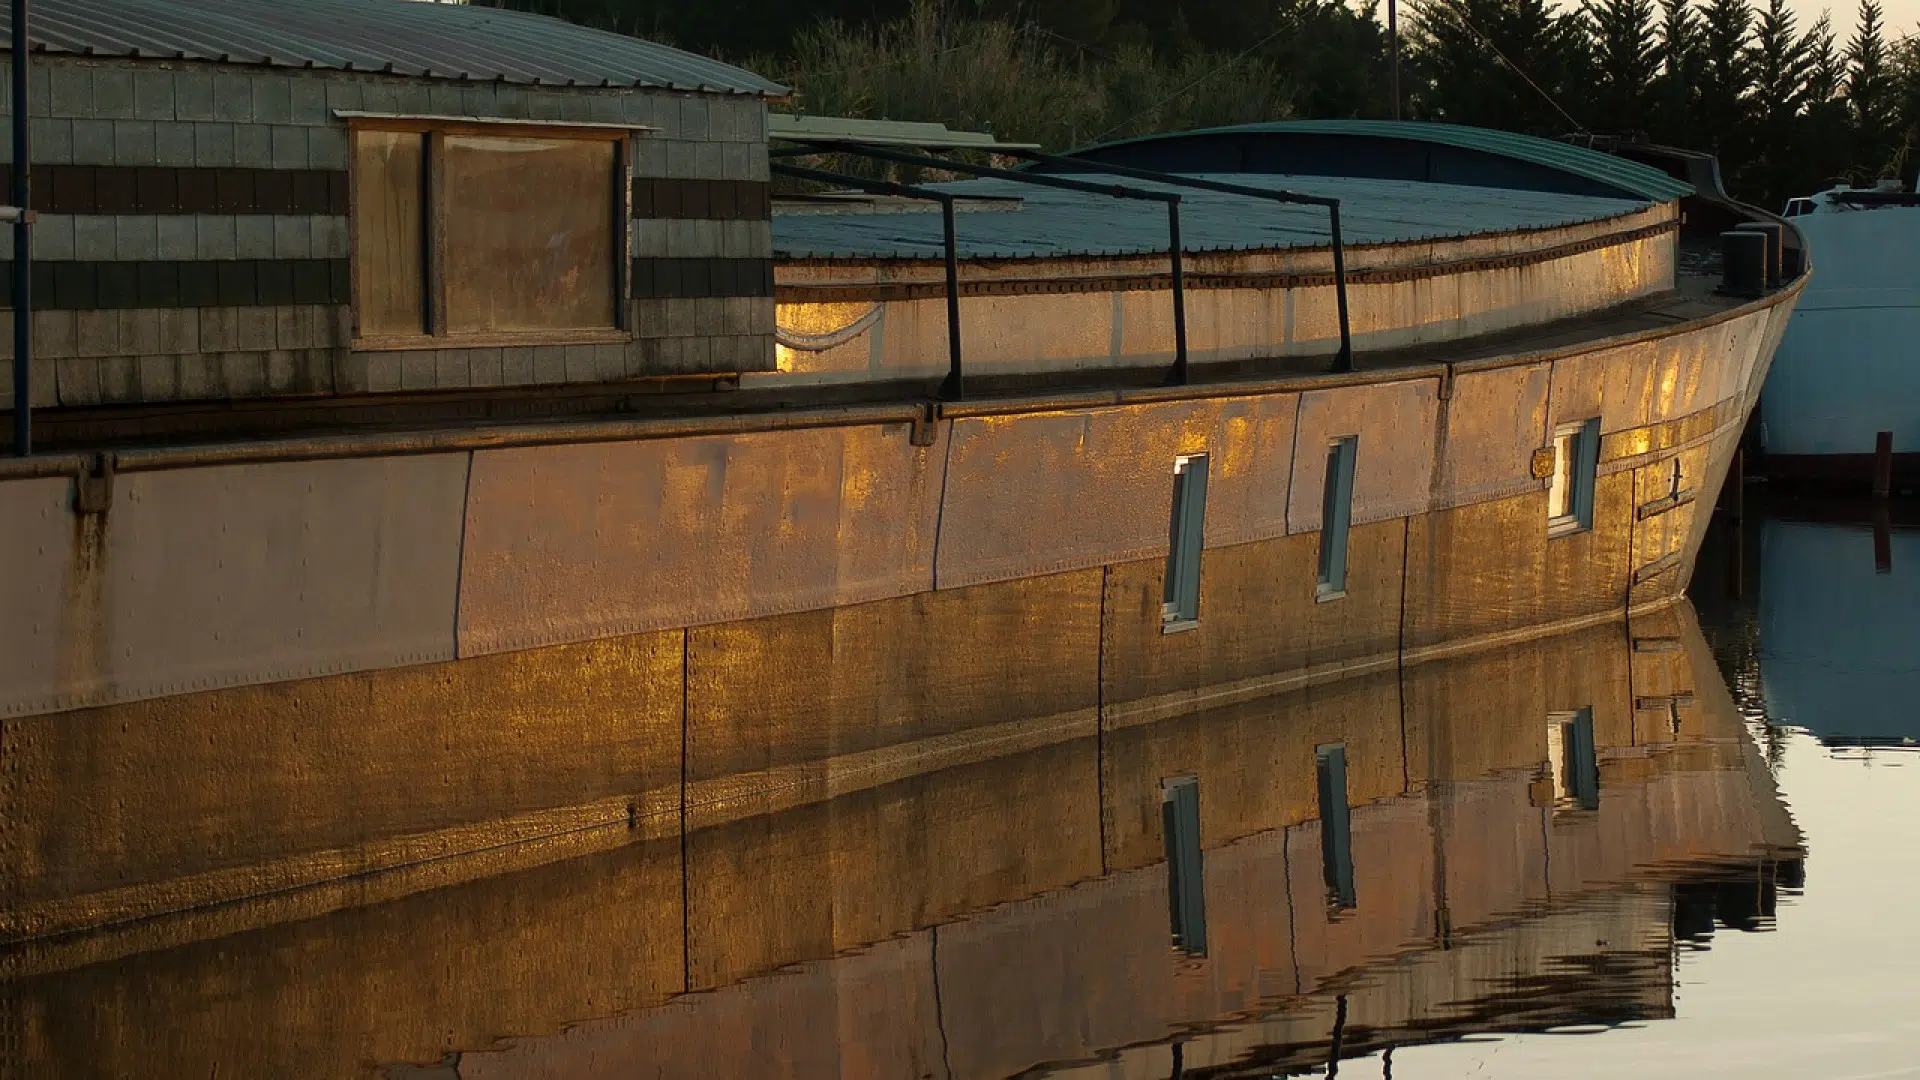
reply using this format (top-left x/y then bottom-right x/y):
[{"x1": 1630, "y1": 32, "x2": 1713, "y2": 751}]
[{"x1": 493, "y1": 0, "x2": 1920, "y2": 209}]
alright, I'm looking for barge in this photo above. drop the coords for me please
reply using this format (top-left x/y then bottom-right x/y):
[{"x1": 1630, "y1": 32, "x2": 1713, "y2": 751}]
[{"x1": 0, "y1": 0, "x2": 1802, "y2": 996}]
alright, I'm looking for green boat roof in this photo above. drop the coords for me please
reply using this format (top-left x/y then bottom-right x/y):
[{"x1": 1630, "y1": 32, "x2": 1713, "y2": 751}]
[{"x1": 1069, "y1": 120, "x2": 1695, "y2": 204}]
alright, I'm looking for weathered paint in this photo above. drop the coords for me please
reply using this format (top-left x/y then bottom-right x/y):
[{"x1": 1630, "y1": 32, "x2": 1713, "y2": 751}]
[
  {"x1": 934, "y1": 396, "x2": 1298, "y2": 589},
  {"x1": 1099, "y1": 527, "x2": 1403, "y2": 722},
  {"x1": 762, "y1": 209, "x2": 1677, "y2": 387},
  {"x1": 1288, "y1": 377, "x2": 1439, "y2": 532},
  {"x1": 1434, "y1": 363, "x2": 1551, "y2": 509},
  {"x1": 683, "y1": 569, "x2": 1102, "y2": 829},
  {"x1": 1, "y1": 454, "x2": 469, "y2": 718},
  {"x1": 0, "y1": 478, "x2": 79, "y2": 719},
  {"x1": 456, "y1": 420, "x2": 946, "y2": 655},
  {"x1": 1, "y1": 631, "x2": 683, "y2": 942}
]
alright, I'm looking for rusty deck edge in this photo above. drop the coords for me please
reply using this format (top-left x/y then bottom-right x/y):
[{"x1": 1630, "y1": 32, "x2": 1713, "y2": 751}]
[{"x1": 0, "y1": 276, "x2": 1801, "y2": 479}]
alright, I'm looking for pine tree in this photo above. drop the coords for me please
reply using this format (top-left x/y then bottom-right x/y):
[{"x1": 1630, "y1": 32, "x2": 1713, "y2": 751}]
[
  {"x1": 1695, "y1": 0, "x2": 1754, "y2": 159},
  {"x1": 1795, "y1": 13, "x2": 1854, "y2": 191},
  {"x1": 1651, "y1": 0, "x2": 1706, "y2": 147},
  {"x1": 1845, "y1": 0, "x2": 1901, "y2": 178},
  {"x1": 1586, "y1": 0, "x2": 1662, "y2": 133},
  {"x1": 1740, "y1": 0, "x2": 1811, "y2": 198},
  {"x1": 1407, "y1": 0, "x2": 1592, "y2": 133}
]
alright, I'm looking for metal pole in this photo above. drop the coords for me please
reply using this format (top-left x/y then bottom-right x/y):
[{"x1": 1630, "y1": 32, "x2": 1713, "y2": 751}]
[
  {"x1": 1389, "y1": 0, "x2": 1401, "y2": 121},
  {"x1": 10, "y1": 0, "x2": 30, "y2": 457},
  {"x1": 939, "y1": 196, "x2": 963, "y2": 401},
  {"x1": 1330, "y1": 203, "x2": 1353, "y2": 373},
  {"x1": 1167, "y1": 201, "x2": 1188, "y2": 386}
]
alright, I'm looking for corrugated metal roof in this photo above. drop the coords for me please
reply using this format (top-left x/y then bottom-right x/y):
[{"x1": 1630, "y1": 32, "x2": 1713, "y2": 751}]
[
  {"x1": 1071, "y1": 121, "x2": 1694, "y2": 203},
  {"x1": 774, "y1": 172, "x2": 1653, "y2": 261},
  {"x1": 0, "y1": 0, "x2": 786, "y2": 95},
  {"x1": 768, "y1": 113, "x2": 1040, "y2": 150}
]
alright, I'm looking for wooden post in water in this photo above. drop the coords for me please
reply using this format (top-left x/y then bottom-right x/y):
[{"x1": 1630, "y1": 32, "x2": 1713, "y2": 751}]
[{"x1": 1873, "y1": 430, "x2": 1894, "y2": 498}]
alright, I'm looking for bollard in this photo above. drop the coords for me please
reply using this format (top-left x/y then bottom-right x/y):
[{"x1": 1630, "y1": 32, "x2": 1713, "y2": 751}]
[
  {"x1": 1874, "y1": 430, "x2": 1894, "y2": 498},
  {"x1": 1734, "y1": 221, "x2": 1784, "y2": 284},
  {"x1": 1720, "y1": 231, "x2": 1767, "y2": 297}
]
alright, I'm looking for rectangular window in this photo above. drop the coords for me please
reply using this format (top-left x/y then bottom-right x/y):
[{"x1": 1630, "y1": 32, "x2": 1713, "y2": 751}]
[
  {"x1": 351, "y1": 122, "x2": 627, "y2": 347},
  {"x1": 1546, "y1": 708, "x2": 1600, "y2": 811},
  {"x1": 1162, "y1": 454, "x2": 1208, "y2": 632},
  {"x1": 1548, "y1": 418, "x2": 1601, "y2": 535},
  {"x1": 1317, "y1": 436, "x2": 1358, "y2": 601},
  {"x1": 1162, "y1": 775, "x2": 1207, "y2": 955},
  {"x1": 1316, "y1": 744, "x2": 1356, "y2": 910}
]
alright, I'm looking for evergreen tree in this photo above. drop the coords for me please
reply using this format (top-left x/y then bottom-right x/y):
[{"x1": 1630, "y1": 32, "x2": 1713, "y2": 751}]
[
  {"x1": 1695, "y1": 0, "x2": 1754, "y2": 160},
  {"x1": 1586, "y1": 0, "x2": 1662, "y2": 133},
  {"x1": 1651, "y1": 0, "x2": 1707, "y2": 147},
  {"x1": 1407, "y1": 0, "x2": 1593, "y2": 133},
  {"x1": 1263, "y1": 0, "x2": 1393, "y2": 119},
  {"x1": 1741, "y1": 0, "x2": 1812, "y2": 197},
  {"x1": 1845, "y1": 0, "x2": 1901, "y2": 177},
  {"x1": 1796, "y1": 14, "x2": 1856, "y2": 191}
]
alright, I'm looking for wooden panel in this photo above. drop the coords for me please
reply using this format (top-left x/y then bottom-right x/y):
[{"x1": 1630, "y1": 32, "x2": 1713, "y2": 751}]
[
  {"x1": 444, "y1": 134, "x2": 618, "y2": 333},
  {"x1": 0, "y1": 477, "x2": 78, "y2": 718},
  {"x1": 1435, "y1": 363, "x2": 1550, "y2": 509},
  {"x1": 935, "y1": 395, "x2": 1298, "y2": 590},
  {"x1": 1287, "y1": 377, "x2": 1439, "y2": 532},
  {"x1": 457, "y1": 421, "x2": 944, "y2": 655},
  {"x1": 352, "y1": 129, "x2": 426, "y2": 337},
  {"x1": 19, "y1": 455, "x2": 468, "y2": 714}
]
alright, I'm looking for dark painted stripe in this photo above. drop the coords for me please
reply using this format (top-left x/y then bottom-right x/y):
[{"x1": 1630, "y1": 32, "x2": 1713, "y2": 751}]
[
  {"x1": 632, "y1": 257, "x2": 773, "y2": 299},
  {"x1": 631, "y1": 178, "x2": 770, "y2": 221},
  {"x1": 0, "y1": 257, "x2": 771, "y2": 309},
  {"x1": 0, "y1": 167, "x2": 765, "y2": 221},
  {"x1": 0, "y1": 259, "x2": 350, "y2": 309},
  {"x1": 2, "y1": 165, "x2": 349, "y2": 216}
]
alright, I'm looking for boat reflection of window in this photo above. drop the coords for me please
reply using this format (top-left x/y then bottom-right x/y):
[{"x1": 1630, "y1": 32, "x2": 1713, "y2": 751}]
[
  {"x1": 1546, "y1": 708, "x2": 1600, "y2": 812},
  {"x1": 1163, "y1": 455, "x2": 1209, "y2": 633},
  {"x1": 1161, "y1": 775, "x2": 1207, "y2": 955},
  {"x1": 1316, "y1": 743, "x2": 1357, "y2": 910}
]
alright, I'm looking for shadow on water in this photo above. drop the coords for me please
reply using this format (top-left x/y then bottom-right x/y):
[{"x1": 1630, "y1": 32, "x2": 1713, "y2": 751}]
[{"x1": 1, "y1": 584, "x2": 1814, "y2": 1080}]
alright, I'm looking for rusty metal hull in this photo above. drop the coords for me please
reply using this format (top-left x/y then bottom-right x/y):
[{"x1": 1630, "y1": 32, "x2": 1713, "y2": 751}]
[{"x1": 0, "y1": 275, "x2": 1802, "y2": 957}]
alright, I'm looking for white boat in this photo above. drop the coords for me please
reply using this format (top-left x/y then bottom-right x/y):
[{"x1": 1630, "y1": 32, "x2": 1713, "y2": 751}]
[{"x1": 1768, "y1": 183, "x2": 1920, "y2": 486}]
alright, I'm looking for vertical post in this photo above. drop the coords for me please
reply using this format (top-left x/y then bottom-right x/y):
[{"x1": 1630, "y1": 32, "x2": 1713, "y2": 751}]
[
  {"x1": 11, "y1": 0, "x2": 30, "y2": 457},
  {"x1": 1873, "y1": 430, "x2": 1893, "y2": 498},
  {"x1": 1389, "y1": 0, "x2": 1401, "y2": 122},
  {"x1": 1329, "y1": 202, "x2": 1353, "y2": 373},
  {"x1": 938, "y1": 194, "x2": 963, "y2": 401},
  {"x1": 1167, "y1": 199, "x2": 1188, "y2": 386}
]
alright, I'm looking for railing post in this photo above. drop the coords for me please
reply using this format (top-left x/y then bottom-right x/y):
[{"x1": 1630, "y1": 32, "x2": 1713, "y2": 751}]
[
  {"x1": 939, "y1": 194, "x2": 963, "y2": 401},
  {"x1": 11, "y1": 0, "x2": 31, "y2": 457},
  {"x1": 1167, "y1": 199, "x2": 1188, "y2": 386},
  {"x1": 1329, "y1": 202, "x2": 1352, "y2": 374}
]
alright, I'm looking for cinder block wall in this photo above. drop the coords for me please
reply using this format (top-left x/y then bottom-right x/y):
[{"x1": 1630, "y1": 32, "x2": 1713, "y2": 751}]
[{"x1": 0, "y1": 57, "x2": 775, "y2": 410}]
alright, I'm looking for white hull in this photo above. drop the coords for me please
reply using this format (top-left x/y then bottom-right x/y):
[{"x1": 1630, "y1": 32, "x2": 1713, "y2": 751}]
[{"x1": 1764, "y1": 202, "x2": 1920, "y2": 457}]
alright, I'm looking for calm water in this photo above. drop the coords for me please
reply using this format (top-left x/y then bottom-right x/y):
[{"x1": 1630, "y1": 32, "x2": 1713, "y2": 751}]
[{"x1": 10, "y1": 502, "x2": 1919, "y2": 1079}]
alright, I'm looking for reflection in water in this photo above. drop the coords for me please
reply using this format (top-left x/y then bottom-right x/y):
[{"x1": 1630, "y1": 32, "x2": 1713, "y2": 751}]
[
  {"x1": 1749, "y1": 510, "x2": 1920, "y2": 751},
  {"x1": 3, "y1": 596, "x2": 1809, "y2": 1080}
]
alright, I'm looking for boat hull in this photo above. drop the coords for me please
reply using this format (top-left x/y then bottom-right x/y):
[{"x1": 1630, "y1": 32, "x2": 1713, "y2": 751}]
[{"x1": 1762, "y1": 206, "x2": 1920, "y2": 479}]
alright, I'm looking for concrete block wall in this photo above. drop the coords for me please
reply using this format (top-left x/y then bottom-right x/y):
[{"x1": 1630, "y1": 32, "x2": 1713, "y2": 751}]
[{"x1": 0, "y1": 56, "x2": 776, "y2": 410}]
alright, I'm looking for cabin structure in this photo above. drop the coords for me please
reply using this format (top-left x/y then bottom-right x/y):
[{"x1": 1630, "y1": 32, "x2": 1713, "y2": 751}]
[{"x1": 0, "y1": 0, "x2": 781, "y2": 425}]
